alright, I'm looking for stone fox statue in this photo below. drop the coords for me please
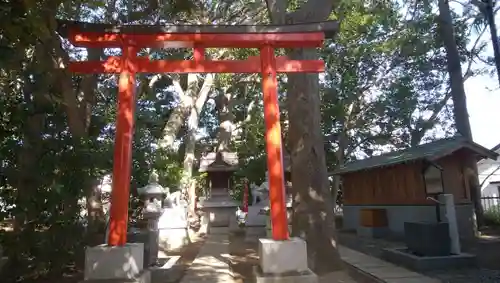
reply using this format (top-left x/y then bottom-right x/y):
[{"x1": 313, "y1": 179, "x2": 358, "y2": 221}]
[{"x1": 250, "y1": 183, "x2": 266, "y2": 205}]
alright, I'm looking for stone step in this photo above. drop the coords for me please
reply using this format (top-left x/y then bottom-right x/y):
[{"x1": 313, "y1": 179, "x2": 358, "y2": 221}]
[{"x1": 339, "y1": 246, "x2": 440, "y2": 283}]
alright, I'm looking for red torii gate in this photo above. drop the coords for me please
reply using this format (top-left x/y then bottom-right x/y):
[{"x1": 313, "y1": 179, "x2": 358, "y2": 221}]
[{"x1": 58, "y1": 20, "x2": 337, "y2": 246}]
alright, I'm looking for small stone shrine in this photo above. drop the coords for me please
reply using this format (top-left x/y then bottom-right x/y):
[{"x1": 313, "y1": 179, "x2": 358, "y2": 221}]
[{"x1": 198, "y1": 150, "x2": 239, "y2": 229}]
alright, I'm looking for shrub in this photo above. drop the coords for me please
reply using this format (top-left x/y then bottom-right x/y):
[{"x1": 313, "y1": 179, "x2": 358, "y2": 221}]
[{"x1": 484, "y1": 204, "x2": 500, "y2": 226}]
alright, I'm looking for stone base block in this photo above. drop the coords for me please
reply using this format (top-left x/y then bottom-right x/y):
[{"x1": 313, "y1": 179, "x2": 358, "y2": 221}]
[
  {"x1": 253, "y1": 266, "x2": 318, "y2": 283},
  {"x1": 159, "y1": 228, "x2": 189, "y2": 251},
  {"x1": 81, "y1": 270, "x2": 150, "y2": 283},
  {"x1": 258, "y1": 237, "x2": 308, "y2": 274},
  {"x1": 382, "y1": 247, "x2": 476, "y2": 271},
  {"x1": 357, "y1": 226, "x2": 389, "y2": 238},
  {"x1": 205, "y1": 207, "x2": 237, "y2": 227},
  {"x1": 84, "y1": 243, "x2": 144, "y2": 281}
]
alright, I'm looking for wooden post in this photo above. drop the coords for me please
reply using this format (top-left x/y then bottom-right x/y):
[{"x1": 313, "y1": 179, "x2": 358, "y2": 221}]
[
  {"x1": 260, "y1": 45, "x2": 289, "y2": 241},
  {"x1": 107, "y1": 45, "x2": 137, "y2": 246},
  {"x1": 193, "y1": 47, "x2": 205, "y2": 61}
]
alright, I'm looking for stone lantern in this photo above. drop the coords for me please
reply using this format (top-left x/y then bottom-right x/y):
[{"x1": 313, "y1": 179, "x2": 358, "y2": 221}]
[{"x1": 137, "y1": 170, "x2": 167, "y2": 267}]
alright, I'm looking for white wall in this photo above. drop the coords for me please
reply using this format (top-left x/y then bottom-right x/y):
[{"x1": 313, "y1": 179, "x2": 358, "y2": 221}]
[{"x1": 478, "y1": 148, "x2": 500, "y2": 198}]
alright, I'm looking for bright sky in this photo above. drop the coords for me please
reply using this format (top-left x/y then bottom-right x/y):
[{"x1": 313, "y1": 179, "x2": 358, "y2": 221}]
[
  {"x1": 466, "y1": 73, "x2": 500, "y2": 149},
  {"x1": 453, "y1": 3, "x2": 499, "y2": 149}
]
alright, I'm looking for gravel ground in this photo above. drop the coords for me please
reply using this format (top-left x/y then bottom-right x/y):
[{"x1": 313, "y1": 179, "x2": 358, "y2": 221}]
[{"x1": 338, "y1": 231, "x2": 500, "y2": 283}]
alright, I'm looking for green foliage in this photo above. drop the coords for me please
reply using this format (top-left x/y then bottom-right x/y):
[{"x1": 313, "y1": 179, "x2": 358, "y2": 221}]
[{"x1": 484, "y1": 205, "x2": 500, "y2": 226}]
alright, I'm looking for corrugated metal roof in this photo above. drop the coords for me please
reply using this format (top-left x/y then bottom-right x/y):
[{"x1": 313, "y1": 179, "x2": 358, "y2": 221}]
[{"x1": 333, "y1": 136, "x2": 498, "y2": 175}]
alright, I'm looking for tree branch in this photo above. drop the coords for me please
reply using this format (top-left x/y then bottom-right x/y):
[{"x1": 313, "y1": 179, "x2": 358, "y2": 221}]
[{"x1": 480, "y1": 165, "x2": 500, "y2": 188}]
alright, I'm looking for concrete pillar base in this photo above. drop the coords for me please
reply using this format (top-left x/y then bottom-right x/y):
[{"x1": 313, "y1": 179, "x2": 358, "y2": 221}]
[
  {"x1": 83, "y1": 243, "x2": 149, "y2": 283},
  {"x1": 256, "y1": 237, "x2": 318, "y2": 282},
  {"x1": 258, "y1": 237, "x2": 310, "y2": 274},
  {"x1": 253, "y1": 266, "x2": 318, "y2": 283}
]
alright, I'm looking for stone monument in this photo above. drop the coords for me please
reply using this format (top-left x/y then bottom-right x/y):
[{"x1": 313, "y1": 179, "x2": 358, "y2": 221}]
[{"x1": 158, "y1": 190, "x2": 190, "y2": 251}]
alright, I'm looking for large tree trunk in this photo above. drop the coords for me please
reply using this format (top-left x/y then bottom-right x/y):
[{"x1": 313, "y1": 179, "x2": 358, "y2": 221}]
[
  {"x1": 287, "y1": 48, "x2": 342, "y2": 272},
  {"x1": 438, "y1": 0, "x2": 483, "y2": 227},
  {"x1": 181, "y1": 74, "x2": 214, "y2": 217},
  {"x1": 216, "y1": 90, "x2": 234, "y2": 152},
  {"x1": 484, "y1": 0, "x2": 500, "y2": 87},
  {"x1": 158, "y1": 64, "x2": 218, "y2": 150},
  {"x1": 158, "y1": 74, "x2": 200, "y2": 150},
  {"x1": 14, "y1": 107, "x2": 45, "y2": 232},
  {"x1": 265, "y1": 0, "x2": 342, "y2": 273},
  {"x1": 183, "y1": 108, "x2": 198, "y2": 217}
]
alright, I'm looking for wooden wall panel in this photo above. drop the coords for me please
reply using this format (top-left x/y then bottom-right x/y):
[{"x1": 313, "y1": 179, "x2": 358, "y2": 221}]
[
  {"x1": 341, "y1": 151, "x2": 472, "y2": 206},
  {"x1": 342, "y1": 163, "x2": 427, "y2": 205},
  {"x1": 435, "y1": 151, "x2": 471, "y2": 204}
]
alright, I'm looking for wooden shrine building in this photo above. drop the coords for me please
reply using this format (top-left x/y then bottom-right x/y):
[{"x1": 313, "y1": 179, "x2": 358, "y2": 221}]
[{"x1": 332, "y1": 136, "x2": 498, "y2": 240}]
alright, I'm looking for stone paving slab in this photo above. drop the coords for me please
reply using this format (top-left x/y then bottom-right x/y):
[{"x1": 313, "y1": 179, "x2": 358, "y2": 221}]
[
  {"x1": 339, "y1": 246, "x2": 440, "y2": 283},
  {"x1": 180, "y1": 234, "x2": 233, "y2": 283},
  {"x1": 318, "y1": 271, "x2": 358, "y2": 283}
]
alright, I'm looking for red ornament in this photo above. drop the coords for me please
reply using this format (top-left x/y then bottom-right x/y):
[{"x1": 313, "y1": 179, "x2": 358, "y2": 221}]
[{"x1": 243, "y1": 180, "x2": 249, "y2": 213}]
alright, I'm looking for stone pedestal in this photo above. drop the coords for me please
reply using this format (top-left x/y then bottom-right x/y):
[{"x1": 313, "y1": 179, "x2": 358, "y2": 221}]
[
  {"x1": 255, "y1": 238, "x2": 318, "y2": 283},
  {"x1": 199, "y1": 194, "x2": 238, "y2": 232},
  {"x1": 83, "y1": 243, "x2": 150, "y2": 283}
]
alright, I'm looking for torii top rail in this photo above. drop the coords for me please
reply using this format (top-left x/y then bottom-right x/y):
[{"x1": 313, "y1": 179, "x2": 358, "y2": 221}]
[{"x1": 59, "y1": 20, "x2": 338, "y2": 246}]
